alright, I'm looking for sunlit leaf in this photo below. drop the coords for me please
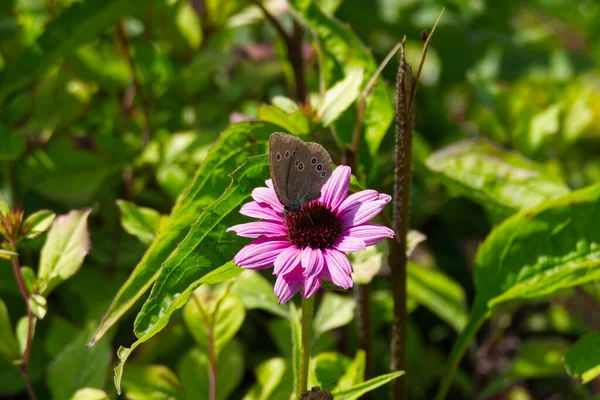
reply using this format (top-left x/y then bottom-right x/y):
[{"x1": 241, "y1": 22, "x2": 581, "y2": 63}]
[
  {"x1": 242, "y1": 357, "x2": 293, "y2": 400},
  {"x1": 69, "y1": 388, "x2": 110, "y2": 400},
  {"x1": 309, "y1": 352, "x2": 351, "y2": 390},
  {"x1": 438, "y1": 185, "x2": 600, "y2": 399},
  {"x1": 289, "y1": 0, "x2": 393, "y2": 155},
  {"x1": 331, "y1": 371, "x2": 404, "y2": 400},
  {"x1": 231, "y1": 270, "x2": 290, "y2": 319},
  {"x1": 116, "y1": 200, "x2": 162, "y2": 246},
  {"x1": 351, "y1": 230, "x2": 425, "y2": 284},
  {"x1": 29, "y1": 294, "x2": 47, "y2": 320},
  {"x1": 183, "y1": 286, "x2": 245, "y2": 355},
  {"x1": 335, "y1": 351, "x2": 365, "y2": 391},
  {"x1": 314, "y1": 293, "x2": 355, "y2": 335},
  {"x1": 258, "y1": 105, "x2": 310, "y2": 135},
  {"x1": 114, "y1": 154, "x2": 267, "y2": 393},
  {"x1": 93, "y1": 122, "x2": 275, "y2": 344},
  {"x1": 317, "y1": 67, "x2": 364, "y2": 127},
  {"x1": 178, "y1": 340, "x2": 244, "y2": 400},
  {"x1": 22, "y1": 210, "x2": 55, "y2": 239},
  {"x1": 0, "y1": 0, "x2": 161, "y2": 104},
  {"x1": 426, "y1": 139, "x2": 570, "y2": 216},
  {"x1": 407, "y1": 264, "x2": 468, "y2": 332},
  {"x1": 121, "y1": 364, "x2": 180, "y2": 400},
  {"x1": 564, "y1": 334, "x2": 600, "y2": 384},
  {"x1": 176, "y1": 1, "x2": 202, "y2": 49},
  {"x1": 38, "y1": 209, "x2": 92, "y2": 296}
]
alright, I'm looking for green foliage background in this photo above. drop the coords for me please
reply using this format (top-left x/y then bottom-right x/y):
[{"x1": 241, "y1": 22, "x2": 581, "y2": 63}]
[{"x1": 1, "y1": 0, "x2": 600, "y2": 399}]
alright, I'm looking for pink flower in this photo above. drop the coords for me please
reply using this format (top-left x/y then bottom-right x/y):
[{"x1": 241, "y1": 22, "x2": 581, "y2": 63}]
[{"x1": 227, "y1": 166, "x2": 394, "y2": 304}]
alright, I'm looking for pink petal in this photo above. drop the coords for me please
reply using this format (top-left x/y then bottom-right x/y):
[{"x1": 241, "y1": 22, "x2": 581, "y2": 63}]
[
  {"x1": 252, "y1": 187, "x2": 284, "y2": 213},
  {"x1": 274, "y1": 268, "x2": 303, "y2": 304},
  {"x1": 265, "y1": 179, "x2": 274, "y2": 190},
  {"x1": 301, "y1": 247, "x2": 324, "y2": 277},
  {"x1": 233, "y1": 238, "x2": 291, "y2": 269},
  {"x1": 336, "y1": 190, "x2": 379, "y2": 214},
  {"x1": 338, "y1": 200, "x2": 389, "y2": 227},
  {"x1": 319, "y1": 166, "x2": 351, "y2": 212},
  {"x1": 344, "y1": 223, "x2": 395, "y2": 246},
  {"x1": 378, "y1": 193, "x2": 392, "y2": 203},
  {"x1": 227, "y1": 221, "x2": 287, "y2": 238},
  {"x1": 302, "y1": 273, "x2": 322, "y2": 298},
  {"x1": 239, "y1": 201, "x2": 283, "y2": 222},
  {"x1": 332, "y1": 235, "x2": 366, "y2": 252},
  {"x1": 323, "y1": 249, "x2": 353, "y2": 289},
  {"x1": 273, "y1": 246, "x2": 301, "y2": 275}
]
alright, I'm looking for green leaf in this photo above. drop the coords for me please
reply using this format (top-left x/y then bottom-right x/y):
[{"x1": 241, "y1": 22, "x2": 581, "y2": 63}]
[
  {"x1": 564, "y1": 334, "x2": 600, "y2": 384},
  {"x1": 528, "y1": 102, "x2": 562, "y2": 153},
  {"x1": 93, "y1": 122, "x2": 276, "y2": 344},
  {"x1": 289, "y1": 0, "x2": 393, "y2": 155},
  {"x1": 28, "y1": 294, "x2": 47, "y2": 320},
  {"x1": 480, "y1": 338, "x2": 570, "y2": 399},
  {"x1": 351, "y1": 230, "x2": 424, "y2": 284},
  {"x1": 331, "y1": 371, "x2": 404, "y2": 400},
  {"x1": 309, "y1": 352, "x2": 351, "y2": 390},
  {"x1": 47, "y1": 324, "x2": 113, "y2": 400},
  {"x1": 314, "y1": 293, "x2": 355, "y2": 335},
  {"x1": 335, "y1": 351, "x2": 365, "y2": 391},
  {"x1": 20, "y1": 138, "x2": 125, "y2": 204},
  {"x1": 231, "y1": 270, "x2": 290, "y2": 319},
  {"x1": 16, "y1": 316, "x2": 35, "y2": 356},
  {"x1": 22, "y1": 210, "x2": 55, "y2": 239},
  {"x1": 407, "y1": 263, "x2": 468, "y2": 332},
  {"x1": 45, "y1": 317, "x2": 79, "y2": 358},
  {"x1": 132, "y1": 157, "x2": 266, "y2": 340},
  {"x1": 563, "y1": 91, "x2": 593, "y2": 144},
  {"x1": 176, "y1": 1, "x2": 203, "y2": 49},
  {"x1": 116, "y1": 200, "x2": 162, "y2": 246},
  {"x1": 178, "y1": 340, "x2": 244, "y2": 400},
  {"x1": 0, "y1": 0, "x2": 161, "y2": 104},
  {"x1": 258, "y1": 105, "x2": 310, "y2": 135},
  {"x1": 426, "y1": 139, "x2": 570, "y2": 216},
  {"x1": 243, "y1": 357, "x2": 293, "y2": 400},
  {"x1": 121, "y1": 365, "x2": 180, "y2": 400},
  {"x1": 37, "y1": 209, "x2": 92, "y2": 296},
  {"x1": 0, "y1": 249, "x2": 18, "y2": 260},
  {"x1": 437, "y1": 185, "x2": 600, "y2": 399},
  {"x1": 183, "y1": 286, "x2": 246, "y2": 355},
  {"x1": 0, "y1": 192, "x2": 11, "y2": 215},
  {"x1": 21, "y1": 267, "x2": 36, "y2": 294},
  {"x1": 113, "y1": 263, "x2": 242, "y2": 393},
  {"x1": 69, "y1": 388, "x2": 110, "y2": 400},
  {"x1": 0, "y1": 298, "x2": 20, "y2": 362},
  {"x1": 317, "y1": 68, "x2": 364, "y2": 127}
]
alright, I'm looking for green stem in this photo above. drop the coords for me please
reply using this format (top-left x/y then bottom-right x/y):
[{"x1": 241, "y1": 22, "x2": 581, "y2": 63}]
[
  {"x1": 435, "y1": 300, "x2": 489, "y2": 400},
  {"x1": 298, "y1": 295, "x2": 315, "y2": 398}
]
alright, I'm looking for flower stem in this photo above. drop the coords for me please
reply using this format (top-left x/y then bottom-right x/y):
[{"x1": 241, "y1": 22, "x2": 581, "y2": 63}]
[{"x1": 298, "y1": 295, "x2": 315, "y2": 398}]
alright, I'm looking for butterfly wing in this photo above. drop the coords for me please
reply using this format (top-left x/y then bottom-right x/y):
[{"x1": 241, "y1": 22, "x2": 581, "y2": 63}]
[
  {"x1": 269, "y1": 132, "x2": 302, "y2": 208},
  {"x1": 286, "y1": 140, "x2": 333, "y2": 210}
]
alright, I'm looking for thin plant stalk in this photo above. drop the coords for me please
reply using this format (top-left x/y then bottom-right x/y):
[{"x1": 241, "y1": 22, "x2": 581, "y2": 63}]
[
  {"x1": 10, "y1": 249, "x2": 38, "y2": 400},
  {"x1": 389, "y1": 11, "x2": 443, "y2": 399},
  {"x1": 193, "y1": 294, "x2": 217, "y2": 400},
  {"x1": 298, "y1": 295, "x2": 315, "y2": 398}
]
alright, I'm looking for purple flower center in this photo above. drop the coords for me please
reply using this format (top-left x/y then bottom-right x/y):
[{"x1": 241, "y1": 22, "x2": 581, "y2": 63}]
[{"x1": 285, "y1": 201, "x2": 342, "y2": 250}]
